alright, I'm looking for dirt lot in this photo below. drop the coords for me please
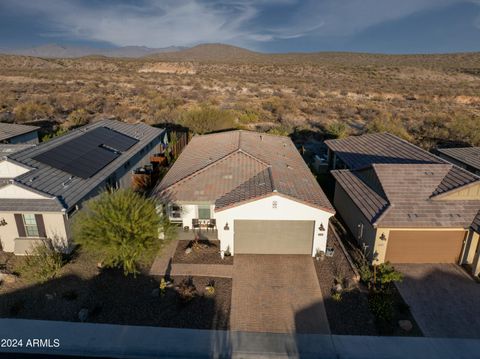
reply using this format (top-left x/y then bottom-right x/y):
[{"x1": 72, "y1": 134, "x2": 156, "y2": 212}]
[{"x1": 0, "y1": 250, "x2": 231, "y2": 330}]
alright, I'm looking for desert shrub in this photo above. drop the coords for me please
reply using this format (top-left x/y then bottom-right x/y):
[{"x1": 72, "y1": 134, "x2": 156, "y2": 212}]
[
  {"x1": 73, "y1": 189, "x2": 166, "y2": 276},
  {"x1": 63, "y1": 109, "x2": 90, "y2": 129},
  {"x1": 267, "y1": 125, "x2": 291, "y2": 136},
  {"x1": 176, "y1": 277, "x2": 197, "y2": 303},
  {"x1": 368, "y1": 291, "x2": 394, "y2": 322},
  {"x1": 41, "y1": 127, "x2": 68, "y2": 142},
  {"x1": 331, "y1": 292, "x2": 342, "y2": 302},
  {"x1": 326, "y1": 121, "x2": 349, "y2": 139},
  {"x1": 449, "y1": 116, "x2": 480, "y2": 146},
  {"x1": 237, "y1": 110, "x2": 259, "y2": 124},
  {"x1": 366, "y1": 114, "x2": 412, "y2": 140},
  {"x1": 19, "y1": 240, "x2": 64, "y2": 283},
  {"x1": 13, "y1": 101, "x2": 54, "y2": 122},
  {"x1": 179, "y1": 105, "x2": 237, "y2": 134},
  {"x1": 375, "y1": 262, "x2": 403, "y2": 288},
  {"x1": 205, "y1": 279, "x2": 216, "y2": 297}
]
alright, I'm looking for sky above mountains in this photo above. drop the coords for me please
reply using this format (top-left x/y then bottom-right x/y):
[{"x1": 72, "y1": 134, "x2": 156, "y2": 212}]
[{"x1": 1, "y1": 0, "x2": 480, "y2": 54}]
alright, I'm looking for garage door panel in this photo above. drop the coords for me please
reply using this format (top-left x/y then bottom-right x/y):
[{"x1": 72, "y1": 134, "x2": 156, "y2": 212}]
[
  {"x1": 234, "y1": 220, "x2": 314, "y2": 255},
  {"x1": 385, "y1": 230, "x2": 466, "y2": 263}
]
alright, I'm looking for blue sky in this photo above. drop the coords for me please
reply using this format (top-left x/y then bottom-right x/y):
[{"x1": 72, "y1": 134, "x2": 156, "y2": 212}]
[{"x1": 1, "y1": 0, "x2": 480, "y2": 53}]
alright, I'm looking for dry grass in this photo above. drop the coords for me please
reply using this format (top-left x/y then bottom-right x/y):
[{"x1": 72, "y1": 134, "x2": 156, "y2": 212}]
[{"x1": 0, "y1": 50, "x2": 479, "y2": 148}]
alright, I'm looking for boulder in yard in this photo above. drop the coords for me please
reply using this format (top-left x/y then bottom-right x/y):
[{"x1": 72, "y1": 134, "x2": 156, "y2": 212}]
[
  {"x1": 0, "y1": 272, "x2": 17, "y2": 284},
  {"x1": 399, "y1": 320, "x2": 413, "y2": 332}
]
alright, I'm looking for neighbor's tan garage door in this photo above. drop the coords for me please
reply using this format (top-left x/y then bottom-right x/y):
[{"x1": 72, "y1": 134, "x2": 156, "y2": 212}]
[
  {"x1": 234, "y1": 220, "x2": 314, "y2": 255},
  {"x1": 385, "y1": 230, "x2": 466, "y2": 263}
]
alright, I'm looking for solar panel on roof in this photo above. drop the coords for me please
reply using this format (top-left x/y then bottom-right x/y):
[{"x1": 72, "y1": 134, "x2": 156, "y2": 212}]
[{"x1": 33, "y1": 127, "x2": 138, "y2": 179}]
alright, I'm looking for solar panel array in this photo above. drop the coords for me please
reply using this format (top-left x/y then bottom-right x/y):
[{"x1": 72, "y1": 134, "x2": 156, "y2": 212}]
[{"x1": 33, "y1": 127, "x2": 139, "y2": 179}]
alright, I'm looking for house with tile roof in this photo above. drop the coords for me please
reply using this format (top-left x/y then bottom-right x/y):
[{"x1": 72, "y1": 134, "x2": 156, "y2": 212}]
[
  {"x1": 153, "y1": 130, "x2": 335, "y2": 256},
  {"x1": 436, "y1": 147, "x2": 480, "y2": 176},
  {"x1": 325, "y1": 132, "x2": 480, "y2": 275},
  {"x1": 0, "y1": 122, "x2": 39, "y2": 144},
  {"x1": 0, "y1": 120, "x2": 165, "y2": 255}
]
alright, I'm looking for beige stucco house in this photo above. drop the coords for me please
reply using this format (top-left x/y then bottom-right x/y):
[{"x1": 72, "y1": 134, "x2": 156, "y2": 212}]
[
  {"x1": 0, "y1": 120, "x2": 165, "y2": 254},
  {"x1": 325, "y1": 133, "x2": 480, "y2": 275},
  {"x1": 153, "y1": 130, "x2": 335, "y2": 256}
]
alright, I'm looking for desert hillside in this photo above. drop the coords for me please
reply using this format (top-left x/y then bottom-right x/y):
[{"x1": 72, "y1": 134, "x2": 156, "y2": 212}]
[{"x1": 0, "y1": 44, "x2": 479, "y2": 147}]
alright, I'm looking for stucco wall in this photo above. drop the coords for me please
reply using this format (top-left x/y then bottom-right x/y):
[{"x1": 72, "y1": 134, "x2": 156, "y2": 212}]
[
  {"x1": 0, "y1": 211, "x2": 68, "y2": 254},
  {"x1": 0, "y1": 161, "x2": 31, "y2": 179},
  {"x1": 8, "y1": 131, "x2": 39, "y2": 145},
  {"x1": 333, "y1": 182, "x2": 377, "y2": 260},
  {"x1": 214, "y1": 194, "x2": 334, "y2": 256}
]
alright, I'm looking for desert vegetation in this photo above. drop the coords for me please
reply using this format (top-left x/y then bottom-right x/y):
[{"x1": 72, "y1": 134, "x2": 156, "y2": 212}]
[{"x1": 0, "y1": 45, "x2": 479, "y2": 148}]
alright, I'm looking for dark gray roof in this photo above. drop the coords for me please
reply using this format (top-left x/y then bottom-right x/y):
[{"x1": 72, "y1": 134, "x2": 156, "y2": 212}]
[
  {"x1": 0, "y1": 123, "x2": 39, "y2": 142},
  {"x1": 325, "y1": 132, "x2": 442, "y2": 170},
  {"x1": 3, "y1": 120, "x2": 164, "y2": 211},
  {"x1": 0, "y1": 144, "x2": 36, "y2": 157},
  {"x1": 472, "y1": 211, "x2": 480, "y2": 233},
  {"x1": 155, "y1": 130, "x2": 334, "y2": 212},
  {"x1": 437, "y1": 147, "x2": 480, "y2": 171},
  {"x1": 0, "y1": 198, "x2": 64, "y2": 212},
  {"x1": 332, "y1": 162, "x2": 480, "y2": 229}
]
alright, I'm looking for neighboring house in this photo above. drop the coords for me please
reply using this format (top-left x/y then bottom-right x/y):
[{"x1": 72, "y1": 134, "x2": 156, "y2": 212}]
[
  {"x1": 153, "y1": 130, "x2": 335, "y2": 256},
  {"x1": 325, "y1": 133, "x2": 480, "y2": 275},
  {"x1": 0, "y1": 122, "x2": 40, "y2": 144},
  {"x1": 0, "y1": 120, "x2": 165, "y2": 255},
  {"x1": 436, "y1": 147, "x2": 480, "y2": 176}
]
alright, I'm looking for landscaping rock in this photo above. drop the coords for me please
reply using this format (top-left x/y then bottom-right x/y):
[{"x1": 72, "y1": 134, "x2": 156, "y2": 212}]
[
  {"x1": 0, "y1": 272, "x2": 17, "y2": 284},
  {"x1": 151, "y1": 288, "x2": 160, "y2": 297},
  {"x1": 78, "y1": 308, "x2": 89, "y2": 322},
  {"x1": 185, "y1": 247, "x2": 192, "y2": 255},
  {"x1": 45, "y1": 293, "x2": 54, "y2": 300},
  {"x1": 399, "y1": 319, "x2": 413, "y2": 332},
  {"x1": 96, "y1": 262, "x2": 104, "y2": 269},
  {"x1": 333, "y1": 283, "x2": 343, "y2": 293}
]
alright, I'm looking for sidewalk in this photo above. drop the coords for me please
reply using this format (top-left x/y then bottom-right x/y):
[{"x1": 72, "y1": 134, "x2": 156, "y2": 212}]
[{"x1": 1, "y1": 319, "x2": 480, "y2": 358}]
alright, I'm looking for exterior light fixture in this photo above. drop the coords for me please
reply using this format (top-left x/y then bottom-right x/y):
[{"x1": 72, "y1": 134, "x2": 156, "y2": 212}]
[
  {"x1": 0, "y1": 218, "x2": 6, "y2": 226},
  {"x1": 318, "y1": 223, "x2": 325, "y2": 231},
  {"x1": 380, "y1": 233, "x2": 387, "y2": 241},
  {"x1": 224, "y1": 222, "x2": 230, "y2": 231}
]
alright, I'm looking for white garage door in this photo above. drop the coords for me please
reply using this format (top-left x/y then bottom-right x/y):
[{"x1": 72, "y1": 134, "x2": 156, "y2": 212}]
[{"x1": 234, "y1": 220, "x2": 314, "y2": 254}]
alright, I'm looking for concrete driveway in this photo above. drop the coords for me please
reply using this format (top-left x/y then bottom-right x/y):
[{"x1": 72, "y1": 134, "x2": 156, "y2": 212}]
[
  {"x1": 230, "y1": 255, "x2": 330, "y2": 334},
  {"x1": 395, "y1": 264, "x2": 480, "y2": 338}
]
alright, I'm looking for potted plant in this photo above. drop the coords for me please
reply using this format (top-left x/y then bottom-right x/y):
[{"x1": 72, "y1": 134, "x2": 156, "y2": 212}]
[{"x1": 315, "y1": 249, "x2": 325, "y2": 261}]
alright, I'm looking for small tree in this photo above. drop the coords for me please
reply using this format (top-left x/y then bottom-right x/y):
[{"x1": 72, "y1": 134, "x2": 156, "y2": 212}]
[
  {"x1": 73, "y1": 189, "x2": 167, "y2": 276},
  {"x1": 19, "y1": 239, "x2": 64, "y2": 283}
]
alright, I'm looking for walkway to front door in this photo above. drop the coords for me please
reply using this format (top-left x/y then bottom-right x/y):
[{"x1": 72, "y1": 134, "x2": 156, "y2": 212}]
[{"x1": 230, "y1": 254, "x2": 330, "y2": 334}]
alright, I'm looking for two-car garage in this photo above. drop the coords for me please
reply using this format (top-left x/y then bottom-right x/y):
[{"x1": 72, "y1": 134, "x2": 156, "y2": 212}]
[
  {"x1": 384, "y1": 230, "x2": 467, "y2": 264},
  {"x1": 234, "y1": 220, "x2": 315, "y2": 255}
]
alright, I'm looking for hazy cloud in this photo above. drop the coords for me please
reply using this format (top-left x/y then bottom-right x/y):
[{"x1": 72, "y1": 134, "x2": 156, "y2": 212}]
[{"x1": 2, "y1": 0, "x2": 480, "y2": 50}]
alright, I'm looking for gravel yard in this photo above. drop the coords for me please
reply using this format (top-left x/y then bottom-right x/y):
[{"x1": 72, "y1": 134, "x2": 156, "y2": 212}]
[
  {"x1": 0, "y1": 249, "x2": 231, "y2": 330},
  {"x1": 173, "y1": 240, "x2": 233, "y2": 265}
]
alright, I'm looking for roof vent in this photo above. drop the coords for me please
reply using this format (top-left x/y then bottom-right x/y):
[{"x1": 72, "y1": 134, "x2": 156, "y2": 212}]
[
  {"x1": 407, "y1": 213, "x2": 418, "y2": 219},
  {"x1": 286, "y1": 164, "x2": 293, "y2": 169},
  {"x1": 424, "y1": 171, "x2": 434, "y2": 176}
]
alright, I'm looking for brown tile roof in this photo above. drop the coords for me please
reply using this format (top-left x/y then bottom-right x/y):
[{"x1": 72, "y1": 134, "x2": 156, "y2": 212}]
[
  {"x1": 325, "y1": 132, "x2": 442, "y2": 170},
  {"x1": 332, "y1": 162, "x2": 480, "y2": 229},
  {"x1": 437, "y1": 147, "x2": 480, "y2": 171},
  {"x1": 154, "y1": 130, "x2": 334, "y2": 212}
]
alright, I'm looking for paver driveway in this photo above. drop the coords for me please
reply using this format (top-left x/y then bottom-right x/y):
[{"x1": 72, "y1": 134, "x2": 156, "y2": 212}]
[
  {"x1": 230, "y1": 255, "x2": 330, "y2": 334},
  {"x1": 395, "y1": 264, "x2": 480, "y2": 338}
]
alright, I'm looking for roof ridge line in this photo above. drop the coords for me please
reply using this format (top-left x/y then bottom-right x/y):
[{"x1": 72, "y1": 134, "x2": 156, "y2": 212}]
[{"x1": 267, "y1": 166, "x2": 276, "y2": 192}]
